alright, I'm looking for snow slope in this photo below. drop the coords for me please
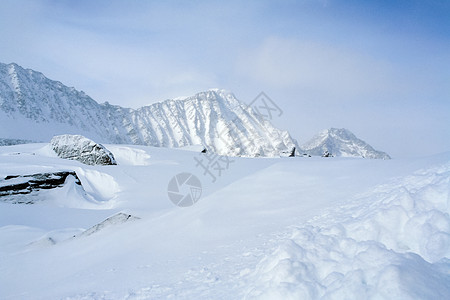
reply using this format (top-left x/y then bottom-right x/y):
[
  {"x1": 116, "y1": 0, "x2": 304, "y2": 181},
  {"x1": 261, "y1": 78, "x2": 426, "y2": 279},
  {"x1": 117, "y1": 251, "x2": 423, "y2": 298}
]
[
  {"x1": 0, "y1": 62, "x2": 296, "y2": 157},
  {"x1": 301, "y1": 128, "x2": 391, "y2": 159},
  {"x1": 0, "y1": 143, "x2": 448, "y2": 299}
]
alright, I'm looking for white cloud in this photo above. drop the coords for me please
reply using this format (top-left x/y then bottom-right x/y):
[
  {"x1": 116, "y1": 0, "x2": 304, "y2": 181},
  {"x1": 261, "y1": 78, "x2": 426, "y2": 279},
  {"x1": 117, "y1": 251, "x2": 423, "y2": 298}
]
[{"x1": 236, "y1": 36, "x2": 395, "y2": 100}]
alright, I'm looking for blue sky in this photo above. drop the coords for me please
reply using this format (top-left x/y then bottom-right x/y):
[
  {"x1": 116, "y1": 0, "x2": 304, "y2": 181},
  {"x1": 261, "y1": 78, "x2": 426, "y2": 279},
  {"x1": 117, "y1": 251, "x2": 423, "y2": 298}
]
[{"x1": 1, "y1": 0, "x2": 449, "y2": 157}]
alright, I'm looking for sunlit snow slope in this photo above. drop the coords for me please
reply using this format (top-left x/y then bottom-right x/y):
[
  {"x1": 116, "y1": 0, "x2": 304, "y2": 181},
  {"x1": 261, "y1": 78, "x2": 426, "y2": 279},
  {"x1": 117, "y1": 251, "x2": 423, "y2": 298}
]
[
  {"x1": 0, "y1": 62, "x2": 296, "y2": 157},
  {"x1": 0, "y1": 143, "x2": 448, "y2": 299}
]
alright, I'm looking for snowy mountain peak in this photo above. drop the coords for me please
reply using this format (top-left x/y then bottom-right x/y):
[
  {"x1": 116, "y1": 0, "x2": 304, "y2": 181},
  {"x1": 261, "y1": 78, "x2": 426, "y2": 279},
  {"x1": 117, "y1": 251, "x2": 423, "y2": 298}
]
[
  {"x1": 171, "y1": 89, "x2": 229, "y2": 102},
  {"x1": 301, "y1": 128, "x2": 391, "y2": 159},
  {"x1": 0, "y1": 62, "x2": 297, "y2": 157},
  {"x1": 175, "y1": 88, "x2": 240, "y2": 107},
  {"x1": 132, "y1": 88, "x2": 296, "y2": 156},
  {"x1": 6, "y1": 62, "x2": 20, "y2": 75}
]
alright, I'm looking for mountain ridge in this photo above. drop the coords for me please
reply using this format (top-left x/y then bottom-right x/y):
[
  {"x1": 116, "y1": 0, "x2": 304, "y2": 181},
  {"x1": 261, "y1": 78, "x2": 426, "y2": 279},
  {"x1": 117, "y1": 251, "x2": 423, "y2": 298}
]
[{"x1": 0, "y1": 62, "x2": 297, "y2": 157}]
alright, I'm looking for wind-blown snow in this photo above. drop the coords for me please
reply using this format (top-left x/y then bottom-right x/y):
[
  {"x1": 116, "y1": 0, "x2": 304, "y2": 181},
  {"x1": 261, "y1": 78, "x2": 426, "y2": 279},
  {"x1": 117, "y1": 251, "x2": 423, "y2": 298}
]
[
  {"x1": 75, "y1": 168, "x2": 120, "y2": 202},
  {"x1": 246, "y1": 162, "x2": 450, "y2": 299},
  {"x1": 0, "y1": 62, "x2": 297, "y2": 157},
  {"x1": 0, "y1": 142, "x2": 448, "y2": 299},
  {"x1": 106, "y1": 145, "x2": 151, "y2": 166}
]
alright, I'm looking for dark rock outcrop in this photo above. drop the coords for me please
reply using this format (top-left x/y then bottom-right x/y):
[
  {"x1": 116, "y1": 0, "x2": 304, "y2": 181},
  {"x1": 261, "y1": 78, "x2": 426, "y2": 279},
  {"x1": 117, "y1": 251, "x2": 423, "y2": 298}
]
[
  {"x1": 0, "y1": 171, "x2": 81, "y2": 203},
  {"x1": 322, "y1": 150, "x2": 332, "y2": 157},
  {"x1": 51, "y1": 134, "x2": 117, "y2": 165},
  {"x1": 289, "y1": 147, "x2": 296, "y2": 157}
]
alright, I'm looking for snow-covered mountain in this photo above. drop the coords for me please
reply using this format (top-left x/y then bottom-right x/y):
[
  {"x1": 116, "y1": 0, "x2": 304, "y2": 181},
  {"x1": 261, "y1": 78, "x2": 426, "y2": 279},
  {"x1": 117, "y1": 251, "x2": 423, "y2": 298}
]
[
  {"x1": 301, "y1": 128, "x2": 391, "y2": 159},
  {"x1": 0, "y1": 62, "x2": 297, "y2": 157}
]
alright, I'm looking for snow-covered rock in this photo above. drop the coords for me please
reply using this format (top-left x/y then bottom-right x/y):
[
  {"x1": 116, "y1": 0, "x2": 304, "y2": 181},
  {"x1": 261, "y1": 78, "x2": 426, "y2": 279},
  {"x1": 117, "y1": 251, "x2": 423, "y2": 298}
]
[
  {"x1": 301, "y1": 128, "x2": 391, "y2": 159},
  {"x1": 0, "y1": 171, "x2": 81, "y2": 204},
  {"x1": 0, "y1": 62, "x2": 297, "y2": 157},
  {"x1": 50, "y1": 134, "x2": 117, "y2": 165},
  {"x1": 77, "y1": 213, "x2": 140, "y2": 237}
]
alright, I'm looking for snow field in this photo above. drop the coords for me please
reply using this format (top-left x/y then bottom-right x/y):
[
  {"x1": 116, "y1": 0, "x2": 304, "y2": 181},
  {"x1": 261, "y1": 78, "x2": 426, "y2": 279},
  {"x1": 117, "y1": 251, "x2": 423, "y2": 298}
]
[
  {"x1": 0, "y1": 143, "x2": 448, "y2": 299},
  {"x1": 246, "y1": 162, "x2": 450, "y2": 299}
]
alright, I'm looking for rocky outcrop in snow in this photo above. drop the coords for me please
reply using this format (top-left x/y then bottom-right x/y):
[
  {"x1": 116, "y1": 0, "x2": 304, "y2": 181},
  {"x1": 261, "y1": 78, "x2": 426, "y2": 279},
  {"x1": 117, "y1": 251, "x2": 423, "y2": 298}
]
[
  {"x1": 51, "y1": 134, "x2": 117, "y2": 165},
  {"x1": 0, "y1": 62, "x2": 297, "y2": 157},
  {"x1": 0, "y1": 171, "x2": 81, "y2": 203},
  {"x1": 77, "y1": 213, "x2": 140, "y2": 237},
  {"x1": 301, "y1": 128, "x2": 390, "y2": 159}
]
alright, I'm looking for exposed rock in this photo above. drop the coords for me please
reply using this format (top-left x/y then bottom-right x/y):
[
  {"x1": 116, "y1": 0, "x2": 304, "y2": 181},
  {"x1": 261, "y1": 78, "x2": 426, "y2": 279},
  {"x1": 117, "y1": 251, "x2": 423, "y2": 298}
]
[
  {"x1": 322, "y1": 150, "x2": 333, "y2": 157},
  {"x1": 0, "y1": 171, "x2": 81, "y2": 203},
  {"x1": 280, "y1": 146, "x2": 297, "y2": 157},
  {"x1": 289, "y1": 147, "x2": 296, "y2": 157},
  {"x1": 77, "y1": 213, "x2": 140, "y2": 237},
  {"x1": 28, "y1": 237, "x2": 57, "y2": 248},
  {"x1": 51, "y1": 134, "x2": 117, "y2": 165}
]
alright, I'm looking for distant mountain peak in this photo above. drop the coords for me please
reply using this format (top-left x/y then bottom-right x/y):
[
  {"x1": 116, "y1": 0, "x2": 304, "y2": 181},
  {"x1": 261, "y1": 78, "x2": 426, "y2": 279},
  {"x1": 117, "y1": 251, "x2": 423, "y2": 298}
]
[{"x1": 301, "y1": 128, "x2": 390, "y2": 159}]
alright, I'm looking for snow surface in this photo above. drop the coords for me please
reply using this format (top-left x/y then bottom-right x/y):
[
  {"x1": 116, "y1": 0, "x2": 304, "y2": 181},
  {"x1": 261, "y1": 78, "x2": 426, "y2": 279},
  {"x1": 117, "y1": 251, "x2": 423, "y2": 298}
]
[{"x1": 0, "y1": 143, "x2": 449, "y2": 299}]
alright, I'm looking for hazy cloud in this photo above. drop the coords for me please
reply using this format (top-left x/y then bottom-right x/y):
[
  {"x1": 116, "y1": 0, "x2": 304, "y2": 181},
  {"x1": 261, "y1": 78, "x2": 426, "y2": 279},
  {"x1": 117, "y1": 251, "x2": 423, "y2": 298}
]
[{"x1": 236, "y1": 37, "x2": 395, "y2": 99}]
